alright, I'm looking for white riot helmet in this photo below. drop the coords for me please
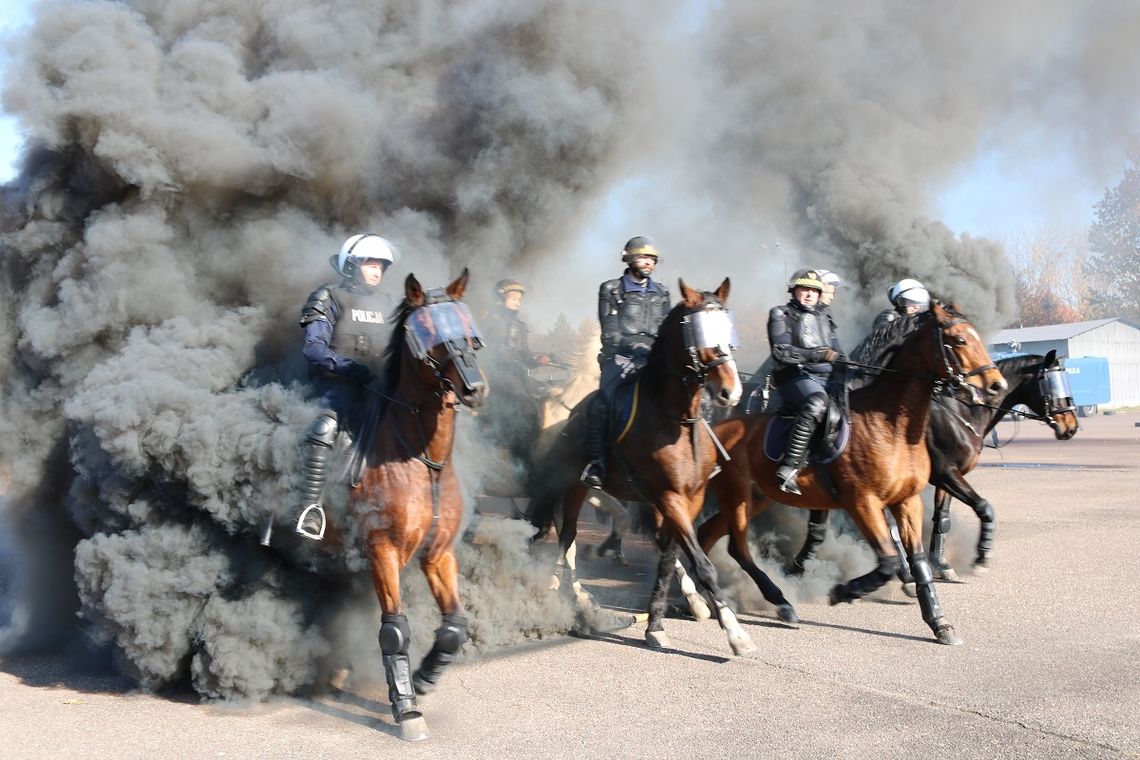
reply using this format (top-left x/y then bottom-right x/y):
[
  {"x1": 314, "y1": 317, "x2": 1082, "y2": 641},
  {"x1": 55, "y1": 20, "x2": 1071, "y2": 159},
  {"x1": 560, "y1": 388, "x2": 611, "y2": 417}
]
[
  {"x1": 888, "y1": 278, "x2": 930, "y2": 307},
  {"x1": 332, "y1": 234, "x2": 398, "y2": 277},
  {"x1": 816, "y1": 269, "x2": 845, "y2": 288}
]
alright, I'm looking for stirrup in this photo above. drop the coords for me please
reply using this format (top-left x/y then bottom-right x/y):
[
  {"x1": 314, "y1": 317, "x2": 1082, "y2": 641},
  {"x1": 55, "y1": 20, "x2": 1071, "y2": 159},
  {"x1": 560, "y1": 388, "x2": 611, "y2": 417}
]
[
  {"x1": 295, "y1": 504, "x2": 326, "y2": 540},
  {"x1": 580, "y1": 462, "x2": 604, "y2": 489},
  {"x1": 777, "y1": 468, "x2": 802, "y2": 496}
]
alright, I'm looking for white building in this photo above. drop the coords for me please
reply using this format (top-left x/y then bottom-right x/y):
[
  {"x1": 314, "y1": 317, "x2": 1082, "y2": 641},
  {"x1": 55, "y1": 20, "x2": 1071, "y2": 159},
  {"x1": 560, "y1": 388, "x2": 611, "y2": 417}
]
[{"x1": 988, "y1": 318, "x2": 1140, "y2": 410}]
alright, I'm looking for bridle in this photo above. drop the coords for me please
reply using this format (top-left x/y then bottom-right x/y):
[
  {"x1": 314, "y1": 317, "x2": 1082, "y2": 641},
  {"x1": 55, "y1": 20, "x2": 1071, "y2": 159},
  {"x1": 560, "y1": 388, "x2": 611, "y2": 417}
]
[{"x1": 935, "y1": 317, "x2": 997, "y2": 401}]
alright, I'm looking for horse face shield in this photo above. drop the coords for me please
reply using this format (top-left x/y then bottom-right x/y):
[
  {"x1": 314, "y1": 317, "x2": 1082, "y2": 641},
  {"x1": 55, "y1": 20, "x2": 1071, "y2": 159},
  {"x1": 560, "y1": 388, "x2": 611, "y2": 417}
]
[
  {"x1": 406, "y1": 300, "x2": 488, "y2": 406},
  {"x1": 1039, "y1": 363, "x2": 1079, "y2": 439},
  {"x1": 683, "y1": 307, "x2": 742, "y2": 407}
]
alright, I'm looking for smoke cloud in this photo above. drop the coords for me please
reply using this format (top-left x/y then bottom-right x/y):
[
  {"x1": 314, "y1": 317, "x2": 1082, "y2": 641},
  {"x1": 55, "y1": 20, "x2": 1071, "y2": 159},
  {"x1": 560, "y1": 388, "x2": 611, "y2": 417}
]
[{"x1": 2, "y1": 0, "x2": 1139, "y2": 701}]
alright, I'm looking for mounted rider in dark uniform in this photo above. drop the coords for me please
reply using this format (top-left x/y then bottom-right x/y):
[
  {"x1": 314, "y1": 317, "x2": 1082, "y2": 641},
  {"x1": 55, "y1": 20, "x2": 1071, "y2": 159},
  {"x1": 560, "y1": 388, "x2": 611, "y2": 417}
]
[
  {"x1": 581, "y1": 236, "x2": 671, "y2": 489},
  {"x1": 768, "y1": 268, "x2": 845, "y2": 496},
  {"x1": 292, "y1": 233, "x2": 398, "y2": 541},
  {"x1": 873, "y1": 277, "x2": 930, "y2": 331},
  {"x1": 480, "y1": 278, "x2": 549, "y2": 461}
]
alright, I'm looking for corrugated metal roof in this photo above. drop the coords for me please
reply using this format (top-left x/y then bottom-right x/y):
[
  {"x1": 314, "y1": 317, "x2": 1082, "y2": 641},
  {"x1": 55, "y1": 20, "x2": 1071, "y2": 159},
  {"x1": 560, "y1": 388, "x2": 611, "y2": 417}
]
[{"x1": 988, "y1": 318, "x2": 1120, "y2": 344}]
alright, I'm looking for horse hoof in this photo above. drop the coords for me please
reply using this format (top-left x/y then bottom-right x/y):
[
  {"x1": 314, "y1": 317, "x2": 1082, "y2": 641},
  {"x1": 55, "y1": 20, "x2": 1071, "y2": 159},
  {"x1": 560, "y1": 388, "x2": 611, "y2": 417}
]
[
  {"x1": 412, "y1": 674, "x2": 436, "y2": 696},
  {"x1": 934, "y1": 566, "x2": 963, "y2": 583},
  {"x1": 776, "y1": 604, "x2": 799, "y2": 624},
  {"x1": 685, "y1": 593, "x2": 712, "y2": 621},
  {"x1": 610, "y1": 553, "x2": 631, "y2": 567},
  {"x1": 828, "y1": 584, "x2": 850, "y2": 605},
  {"x1": 786, "y1": 561, "x2": 806, "y2": 576},
  {"x1": 398, "y1": 715, "x2": 429, "y2": 741},
  {"x1": 972, "y1": 559, "x2": 990, "y2": 574},
  {"x1": 646, "y1": 629, "x2": 671, "y2": 649},
  {"x1": 328, "y1": 667, "x2": 351, "y2": 691},
  {"x1": 901, "y1": 582, "x2": 918, "y2": 599},
  {"x1": 935, "y1": 625, "x2": 963, "y2": 646},
  {"x1": 728, "y1": 631, "x2": 758, "y2": 657}
]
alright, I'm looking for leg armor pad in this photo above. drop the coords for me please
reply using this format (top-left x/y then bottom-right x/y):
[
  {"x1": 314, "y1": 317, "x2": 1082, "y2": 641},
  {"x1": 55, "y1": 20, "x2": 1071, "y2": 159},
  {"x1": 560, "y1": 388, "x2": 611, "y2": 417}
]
[
  {"x1": 379, "y1": 613, "x2": 411, "y2": 655},
  {"x1": 307, "y1": 411, "x2": 338, "y2": 446},
  {"x1": 412, "y1": 613, "x2": 468, "y2": 695}
]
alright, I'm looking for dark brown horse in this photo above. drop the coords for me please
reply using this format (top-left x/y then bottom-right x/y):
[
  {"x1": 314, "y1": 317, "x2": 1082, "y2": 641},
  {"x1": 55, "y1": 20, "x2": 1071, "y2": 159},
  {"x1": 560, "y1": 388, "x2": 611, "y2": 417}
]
[
  {"x1": 700, "y1": 303, "x2": 1007, "y2": 645},
  {"x1": 354, "y1": 270, "x2": 487, "y2": 741},
  {"x1": 529, "y1": 279, "x2": 770, "y2": 655},
  {"x1": 788, "y1": 350, "x2": 1080, "y2": 582}
]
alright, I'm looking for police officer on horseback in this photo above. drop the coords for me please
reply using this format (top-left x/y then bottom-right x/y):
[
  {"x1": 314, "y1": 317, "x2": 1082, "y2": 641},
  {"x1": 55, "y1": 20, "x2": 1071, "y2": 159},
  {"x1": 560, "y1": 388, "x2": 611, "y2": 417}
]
[
  {"x1": 873, "y1": 277, "x2": 930, "y2": 330},
  {"x1": 769, "y1": 268, "x2": 845, "y2": 495},
  {"x1": 293, "y1": 233, "x2": 398, "y2": 540},
  {"x1": 581, "y1": 236, "x2": 671, "y2": 489},
  {"x1": 485, "y1": 278, "x2": 548, "y2": 372}
]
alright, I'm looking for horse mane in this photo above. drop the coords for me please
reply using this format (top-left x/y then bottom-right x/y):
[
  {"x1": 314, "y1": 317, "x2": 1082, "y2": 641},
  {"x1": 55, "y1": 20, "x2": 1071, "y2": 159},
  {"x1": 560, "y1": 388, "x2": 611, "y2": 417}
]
[
  {"x1": 849, "y1": 310, "x2": 927, "y2": 367},
  {"x1": 380, "y1": 299, "x2": 415, "y2": 392},
  {"x1": 847, "y1": 301, "x2": 970, "y2": 393}
]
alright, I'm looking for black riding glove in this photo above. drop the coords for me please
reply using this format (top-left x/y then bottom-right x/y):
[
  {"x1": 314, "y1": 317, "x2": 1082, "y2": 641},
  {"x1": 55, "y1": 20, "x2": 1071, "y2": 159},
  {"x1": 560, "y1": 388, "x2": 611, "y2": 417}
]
[{"x1": 345, "y1": 363, "x2": 375, "y2": 386}]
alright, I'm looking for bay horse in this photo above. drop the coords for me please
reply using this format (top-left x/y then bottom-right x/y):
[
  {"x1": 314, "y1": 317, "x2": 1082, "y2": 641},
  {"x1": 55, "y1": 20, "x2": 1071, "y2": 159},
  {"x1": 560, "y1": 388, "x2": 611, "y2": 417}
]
[
  {"x1": 354, "y1": 269, "x2": 487, "y2": 741},
  {"x1": 788, "y1": 350, "x2": 1080, "y2": 581},
  {"x1": 529, "y1": 278, "x2": 765, "y2": 655},
  {"x1": 700, "y1": 302, "x2": 1007, "y2": 645}
]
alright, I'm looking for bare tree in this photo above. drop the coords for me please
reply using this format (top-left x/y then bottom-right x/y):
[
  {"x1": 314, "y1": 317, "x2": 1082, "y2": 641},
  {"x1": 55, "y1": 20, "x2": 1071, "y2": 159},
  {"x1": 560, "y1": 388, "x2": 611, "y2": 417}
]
[{"x1": 1005, "y1": 226, "x2": 1090, "y2": 327}]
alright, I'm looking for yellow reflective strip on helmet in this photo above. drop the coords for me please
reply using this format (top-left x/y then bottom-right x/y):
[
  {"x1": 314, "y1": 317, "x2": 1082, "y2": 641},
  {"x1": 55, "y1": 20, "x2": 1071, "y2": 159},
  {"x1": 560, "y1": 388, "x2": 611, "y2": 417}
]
[{"x1": 626, "y1": 246, "x2": 659, "y2": 257}]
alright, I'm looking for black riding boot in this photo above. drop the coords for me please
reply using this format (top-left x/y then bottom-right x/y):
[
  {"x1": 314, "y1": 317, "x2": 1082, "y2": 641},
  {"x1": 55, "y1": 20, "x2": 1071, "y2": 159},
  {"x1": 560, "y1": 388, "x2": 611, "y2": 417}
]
[
  {"x1": 580, "y1": 394, "x2": 609, "y2": 489},
  {"x1": 297, "y1": 412, "x2": 337, "y2": 540},
  {"x1": 775, "y1": 411, "x2": 817, "y2": 496}
]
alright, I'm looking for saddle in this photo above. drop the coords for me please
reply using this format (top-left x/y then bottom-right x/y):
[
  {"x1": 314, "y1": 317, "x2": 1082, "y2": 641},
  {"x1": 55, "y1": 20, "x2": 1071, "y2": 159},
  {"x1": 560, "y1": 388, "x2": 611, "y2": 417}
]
[
  {"x1": 568, "y1": 379, "x2": 640, "y2": 448},
  {"x1": 762, "y1": 394, "x2": 850, "y2": 465}
]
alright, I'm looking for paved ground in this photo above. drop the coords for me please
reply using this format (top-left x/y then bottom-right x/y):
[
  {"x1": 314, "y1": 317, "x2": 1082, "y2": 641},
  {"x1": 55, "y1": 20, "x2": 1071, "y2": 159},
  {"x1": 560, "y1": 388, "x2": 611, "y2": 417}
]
[{"x1": 2, "y1": 413, "x2": 1138, "y2": 759}]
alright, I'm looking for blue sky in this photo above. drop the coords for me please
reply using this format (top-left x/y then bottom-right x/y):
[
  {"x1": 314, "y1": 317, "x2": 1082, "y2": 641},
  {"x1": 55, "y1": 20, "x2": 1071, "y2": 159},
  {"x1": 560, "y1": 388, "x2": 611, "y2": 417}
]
[{"x1": 0, "y1": 0, "x2": 1111, "y2": 245}]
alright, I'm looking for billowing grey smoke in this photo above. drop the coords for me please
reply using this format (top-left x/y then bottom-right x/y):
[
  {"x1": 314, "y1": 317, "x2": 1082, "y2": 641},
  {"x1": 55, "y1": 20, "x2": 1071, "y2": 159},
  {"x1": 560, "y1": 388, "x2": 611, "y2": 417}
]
[
  {"x1": 0, "y1": 0, "x2": 672, "y2": 698},
  {"x1": 4, "y1": 0, "x2": 1140, "y2": 702}
]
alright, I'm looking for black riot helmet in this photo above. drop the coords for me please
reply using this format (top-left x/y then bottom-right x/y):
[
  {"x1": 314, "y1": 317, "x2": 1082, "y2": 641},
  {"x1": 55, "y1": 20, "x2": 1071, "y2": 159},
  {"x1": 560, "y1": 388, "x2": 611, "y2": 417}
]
[{"x1": 621, "y1": 236, "x2": 661, "y2": 264}]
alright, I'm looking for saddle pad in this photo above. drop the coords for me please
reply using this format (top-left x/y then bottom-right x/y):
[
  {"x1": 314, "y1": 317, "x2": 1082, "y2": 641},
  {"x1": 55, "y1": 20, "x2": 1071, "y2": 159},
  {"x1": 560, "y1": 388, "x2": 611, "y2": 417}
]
[
  {"x1": 612, "y1": 379, "x2": 639, "y2": 444},
  {"x1": 762, "y1": 412, "x2": 851, "y2": 465}
]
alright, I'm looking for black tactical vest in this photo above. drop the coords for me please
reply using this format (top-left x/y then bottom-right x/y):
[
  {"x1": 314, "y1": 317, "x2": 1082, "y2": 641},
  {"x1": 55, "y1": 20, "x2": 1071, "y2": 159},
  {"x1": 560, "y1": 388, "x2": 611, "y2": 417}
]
[
  {"x1": 322, "y1": 284, "x2": 395, "y2": 372},
  {"x1": 599, "y1": 277, "x2": 671, "y2": 355}
]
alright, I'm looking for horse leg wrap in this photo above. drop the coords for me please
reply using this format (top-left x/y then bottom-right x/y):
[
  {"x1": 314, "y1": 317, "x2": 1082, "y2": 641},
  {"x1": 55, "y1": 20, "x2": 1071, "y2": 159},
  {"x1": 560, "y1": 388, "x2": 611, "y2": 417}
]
[
  {"x1": 412, "y1": 613, "x2": 468, "y2": 695},
  {"x1": 379, "y1": 613, "x2": 420, "y2": 721},
  {"x1": 790, "y1": 510, "x2": 828, "y2": 573},
  {"x1": 973, "y1": 500, "x2": 995, "y2": 565},
  {"x1": 930, "y1": 507, "x2": 953, "y2": 571},
  {"x1": 887, "y1": 518, "x2": 915, "y2": 584},
  {"x1": 830, "y1": 553, "x2": 900, "y2": 604},
  {"x1": 598, "y1": 531, "x2": 623, "y2": 559},
  {"x1": 909, "y1": 552, "x2": 946, "y2": 630}
]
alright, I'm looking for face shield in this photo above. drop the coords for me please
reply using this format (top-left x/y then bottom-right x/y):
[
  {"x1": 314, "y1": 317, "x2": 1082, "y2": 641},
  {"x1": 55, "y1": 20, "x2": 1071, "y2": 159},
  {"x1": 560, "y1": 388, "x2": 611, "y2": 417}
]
[
  {"x1": 405, "y1": 302, "x2": 485, "y2": 392},
  {"x1": 1040, "y1": 365, "x2": 1075, "y2": 413},
  {"x1": 683, "y1": 308, "x2": 738, "y2": 356}
]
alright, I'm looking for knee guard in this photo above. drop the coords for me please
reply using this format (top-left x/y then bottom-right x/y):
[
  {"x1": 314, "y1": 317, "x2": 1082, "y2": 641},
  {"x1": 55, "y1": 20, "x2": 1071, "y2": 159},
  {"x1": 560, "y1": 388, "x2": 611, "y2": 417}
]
[
  {"x1": 379, "y1": 613, "x2": 411, "y2": 655},
  {"x1": 934, "y1": 514, "x2": 951, "y2": 535},
  {"x1": 434, "y1": 613, "x2": 468, "y2": 655},
  {"x1": 307, "y1": 411, "x2": 339, "y2": 446},
  {"x1": 801, "y1": 392, "x2": 828, "y2": 424},
  {"x1": 909, "y1": 552, "x2": 935, "y2": 586}
]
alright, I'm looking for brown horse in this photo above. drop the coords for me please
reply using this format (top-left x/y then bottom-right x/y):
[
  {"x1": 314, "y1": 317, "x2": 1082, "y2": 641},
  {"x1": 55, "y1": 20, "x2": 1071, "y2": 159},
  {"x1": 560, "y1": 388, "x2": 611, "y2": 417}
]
[
  {"x1": 529, "y1": 278, "x2": 768, "y2": 655},
  {"x1": 700, "y1": 302, "x2": 1007, "y2": 646},
  {"x1": 354, "y1": 270, "x2": 487, "y2": 741}
]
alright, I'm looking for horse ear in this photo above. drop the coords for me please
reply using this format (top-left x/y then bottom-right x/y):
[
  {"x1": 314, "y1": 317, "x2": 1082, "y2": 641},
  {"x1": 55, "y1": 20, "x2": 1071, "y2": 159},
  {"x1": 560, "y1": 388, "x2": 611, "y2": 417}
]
[
  {"x1": 714, "y1": 277, "x2": 731, "y2": 304},
  {"x1": 1044, "y1": 348, "x2": 1057, "y2": 365},
  {"x1": 929, "y1": 300, "x2": 949, "y2": 323},
  {"x1": 678, "y1": 278, "x2": 701, "y2": 307},
  {"x1": 405, "y1": 273, "x2": 425, "y2": 307},
  {"x1": 446, "y1": 268, "x2": 470, "y2": 300}
]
